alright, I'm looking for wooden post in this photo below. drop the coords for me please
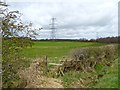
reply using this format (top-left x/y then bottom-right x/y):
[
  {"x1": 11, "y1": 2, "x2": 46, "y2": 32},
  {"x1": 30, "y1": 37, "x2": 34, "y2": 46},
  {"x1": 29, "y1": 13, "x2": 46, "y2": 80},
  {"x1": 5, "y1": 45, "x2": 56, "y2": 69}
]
[{"x1": 44, "y1": 55, "x2": 48, "y2": 73}]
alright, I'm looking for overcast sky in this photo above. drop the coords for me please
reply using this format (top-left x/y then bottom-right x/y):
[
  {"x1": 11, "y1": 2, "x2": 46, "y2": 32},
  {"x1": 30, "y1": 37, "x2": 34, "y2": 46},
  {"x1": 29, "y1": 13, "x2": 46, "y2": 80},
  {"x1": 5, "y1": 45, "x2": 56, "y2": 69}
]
[{"x1": 6, "y1": 0, "x2": 119, "y2": 39}]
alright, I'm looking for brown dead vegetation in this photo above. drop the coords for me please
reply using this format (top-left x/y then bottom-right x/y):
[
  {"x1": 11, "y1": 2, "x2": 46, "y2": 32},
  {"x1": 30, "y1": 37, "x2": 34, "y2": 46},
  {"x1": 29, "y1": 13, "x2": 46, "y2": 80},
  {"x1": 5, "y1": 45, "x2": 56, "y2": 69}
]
[
  {"x1": 18, "y1": 58, "x2": 63, "y2": 88},
  {"x1": 54, "y1": 44, "x2": 118, "y2": 76}
]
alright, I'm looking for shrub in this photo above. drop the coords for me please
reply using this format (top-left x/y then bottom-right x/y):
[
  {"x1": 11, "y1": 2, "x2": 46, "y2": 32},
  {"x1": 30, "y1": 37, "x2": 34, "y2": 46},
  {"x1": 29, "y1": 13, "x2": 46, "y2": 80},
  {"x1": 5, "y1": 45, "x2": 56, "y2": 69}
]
[
  {"x1": 104, "y1": 45, "x2": 118, "y2": 60},
  {"x1": 2, "y1": 38, "x2": 31, "y2": 88},
  {"x1": 67, "y1": 45, "x2": 118, "y2": 72},
  {"x1": 1, "y1": 8, "x2": 39, "y2": 88},
  {"x1": 70, "y1": 48, "x2": 90, "y2": 61}
]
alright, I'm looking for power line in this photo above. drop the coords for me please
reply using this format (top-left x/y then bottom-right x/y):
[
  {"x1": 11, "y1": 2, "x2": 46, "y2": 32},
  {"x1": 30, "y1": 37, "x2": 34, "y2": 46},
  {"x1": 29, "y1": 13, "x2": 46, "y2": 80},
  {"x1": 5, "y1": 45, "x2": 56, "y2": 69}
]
[{"x1": 49, "y1": 17, "x2": 57, "y2": 40}]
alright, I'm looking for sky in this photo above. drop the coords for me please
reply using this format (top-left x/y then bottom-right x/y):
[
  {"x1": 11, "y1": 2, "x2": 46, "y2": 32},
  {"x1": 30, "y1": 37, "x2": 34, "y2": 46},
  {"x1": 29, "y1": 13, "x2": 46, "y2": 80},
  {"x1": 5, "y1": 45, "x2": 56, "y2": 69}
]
[{"x1": 5, "y1": 0, "x2": 119, "y2": 39}]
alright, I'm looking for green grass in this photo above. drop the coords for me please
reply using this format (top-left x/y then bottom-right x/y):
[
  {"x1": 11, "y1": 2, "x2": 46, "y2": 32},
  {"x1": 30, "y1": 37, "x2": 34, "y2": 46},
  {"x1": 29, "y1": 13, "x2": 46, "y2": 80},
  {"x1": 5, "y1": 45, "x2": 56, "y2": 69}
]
[
  {"x1": 60, "y1": 59, "x2": 118, "y2": 88},
  {"x1": 95, "y1": 59, "x2": 118, "y2": 88},
  {"x1": 23, "y1": 41, "x2": 105, "y2": 62},
  {"x1": 61, "y1": 71, "x2": 83, "y2": 88}
]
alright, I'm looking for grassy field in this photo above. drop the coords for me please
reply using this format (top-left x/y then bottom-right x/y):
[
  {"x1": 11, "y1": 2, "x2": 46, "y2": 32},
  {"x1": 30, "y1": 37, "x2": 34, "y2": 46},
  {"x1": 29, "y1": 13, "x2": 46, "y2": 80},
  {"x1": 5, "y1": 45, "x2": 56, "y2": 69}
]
[{"x1": 23, "y1": 41, "x2": 105, "y2": 62}]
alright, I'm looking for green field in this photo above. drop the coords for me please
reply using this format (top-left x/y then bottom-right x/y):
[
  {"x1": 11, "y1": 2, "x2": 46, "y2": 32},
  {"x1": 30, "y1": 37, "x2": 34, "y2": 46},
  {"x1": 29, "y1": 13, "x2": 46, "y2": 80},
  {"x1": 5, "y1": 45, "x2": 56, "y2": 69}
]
[{"x1": 23, "y1": 41, "x2": 105, "y2": 62}]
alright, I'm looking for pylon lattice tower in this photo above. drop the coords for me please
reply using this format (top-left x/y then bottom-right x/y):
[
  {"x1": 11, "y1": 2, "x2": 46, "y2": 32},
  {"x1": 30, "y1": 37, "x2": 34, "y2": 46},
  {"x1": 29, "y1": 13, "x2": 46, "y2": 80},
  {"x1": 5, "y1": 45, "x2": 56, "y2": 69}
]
[{"x1": 50, "y1": 17, "x2": 56, "y2": 40}]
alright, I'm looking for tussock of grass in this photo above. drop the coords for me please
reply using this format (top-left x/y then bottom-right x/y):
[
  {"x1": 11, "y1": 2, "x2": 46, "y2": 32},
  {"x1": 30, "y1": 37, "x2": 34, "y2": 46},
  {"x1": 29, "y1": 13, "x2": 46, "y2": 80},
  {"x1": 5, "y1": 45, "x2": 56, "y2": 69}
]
[{"x1": 60, "y1": 71, "x2": 83, "y2": 88}]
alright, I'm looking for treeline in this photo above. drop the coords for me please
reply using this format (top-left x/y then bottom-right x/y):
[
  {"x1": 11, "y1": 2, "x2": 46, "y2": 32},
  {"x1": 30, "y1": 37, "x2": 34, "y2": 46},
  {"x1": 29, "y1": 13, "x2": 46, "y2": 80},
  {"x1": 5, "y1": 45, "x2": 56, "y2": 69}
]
[
  {"x1": 32, "y1": 36, "x2": 119, "y2": 43},
  {"x1": 96, "y1": 36, "x2": 119, "y2": 44},
  {"x1": 32, "y1": 39, "x2": 96, "y2": 42},
  {"x1": 7, "y1": 36, "x2": 118, "y2": 44}
]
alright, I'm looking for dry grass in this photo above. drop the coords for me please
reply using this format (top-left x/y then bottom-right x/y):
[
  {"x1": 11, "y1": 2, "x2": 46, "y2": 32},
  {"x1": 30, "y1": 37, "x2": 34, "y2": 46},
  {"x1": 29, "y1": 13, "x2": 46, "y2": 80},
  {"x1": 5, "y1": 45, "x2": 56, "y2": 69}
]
[{"x1": 18, "y1": 58, "x2": 63, "y2": 88}]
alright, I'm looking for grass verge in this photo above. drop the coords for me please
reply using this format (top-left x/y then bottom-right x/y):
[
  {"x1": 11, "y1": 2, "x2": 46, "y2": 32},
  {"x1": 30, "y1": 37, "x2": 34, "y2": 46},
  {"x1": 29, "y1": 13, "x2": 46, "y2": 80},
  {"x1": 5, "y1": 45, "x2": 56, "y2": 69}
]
[{"x1": 94, "y1": 59, "x2": 118, "y2": 88}]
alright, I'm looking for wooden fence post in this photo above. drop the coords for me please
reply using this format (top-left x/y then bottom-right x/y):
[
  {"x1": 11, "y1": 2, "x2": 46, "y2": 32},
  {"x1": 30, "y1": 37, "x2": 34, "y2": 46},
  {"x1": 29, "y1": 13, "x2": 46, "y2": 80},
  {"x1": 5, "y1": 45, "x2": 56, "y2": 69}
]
[{"x1": 45, "y1": 55, "x2": 48, "y2": 73}]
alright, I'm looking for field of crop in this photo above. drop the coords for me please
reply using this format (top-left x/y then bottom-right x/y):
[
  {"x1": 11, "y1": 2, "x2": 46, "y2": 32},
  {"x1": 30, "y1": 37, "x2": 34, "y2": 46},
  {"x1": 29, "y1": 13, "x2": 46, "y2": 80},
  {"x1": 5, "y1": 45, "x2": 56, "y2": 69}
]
[{"x1": 23, "y1": 41, "x2": 106, "y2": 62}]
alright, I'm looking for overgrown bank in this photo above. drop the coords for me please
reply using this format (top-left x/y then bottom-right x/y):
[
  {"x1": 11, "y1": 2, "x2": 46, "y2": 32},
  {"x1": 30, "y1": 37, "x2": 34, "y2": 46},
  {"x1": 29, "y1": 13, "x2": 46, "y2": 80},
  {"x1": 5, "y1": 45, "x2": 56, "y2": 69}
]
[
  {"x1": 16, "y1": 44, "x2": 118, "y2": 88},
  {"x1": 57, "y1": 44, "x2": 118, "y2": 88}
]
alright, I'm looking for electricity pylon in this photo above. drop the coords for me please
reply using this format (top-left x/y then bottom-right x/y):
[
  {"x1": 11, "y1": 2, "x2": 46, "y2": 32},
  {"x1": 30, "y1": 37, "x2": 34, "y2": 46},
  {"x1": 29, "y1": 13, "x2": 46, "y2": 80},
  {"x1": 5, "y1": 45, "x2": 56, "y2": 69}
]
[{"x1": 49, "y1": 17, "x2": 57, "y2": 40}]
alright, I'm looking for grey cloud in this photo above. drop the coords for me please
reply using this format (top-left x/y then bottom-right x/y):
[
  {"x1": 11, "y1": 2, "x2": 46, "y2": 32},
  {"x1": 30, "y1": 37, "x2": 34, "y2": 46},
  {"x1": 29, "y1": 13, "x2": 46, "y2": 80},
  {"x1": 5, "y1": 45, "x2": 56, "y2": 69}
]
[{"x1": 8, "y1": 0, "x2": 118, "y2": 39}]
